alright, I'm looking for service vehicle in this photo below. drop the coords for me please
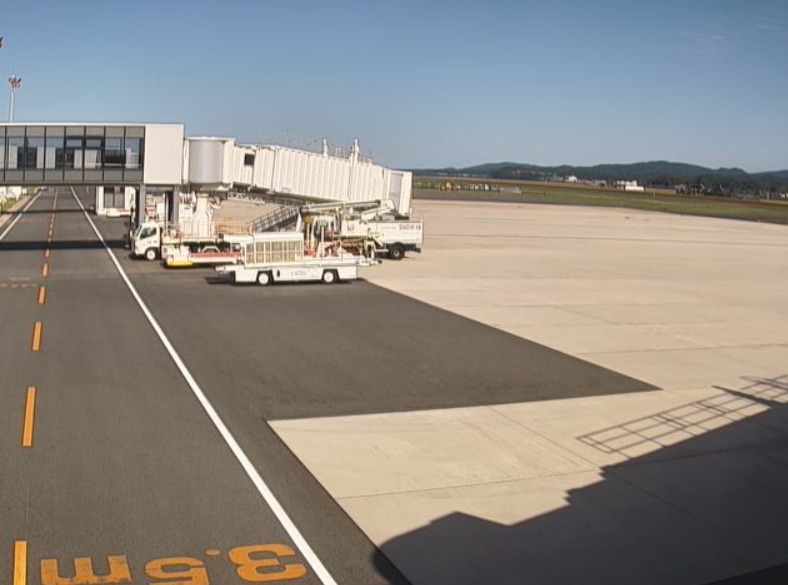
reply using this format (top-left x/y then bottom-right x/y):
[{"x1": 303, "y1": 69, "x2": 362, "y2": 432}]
[
  {"x1": 216, "y1": 231, "x2": 376, "y2": 285},
  {"x1": 131, "y1": 193, "x2": 302, "y2": 264},
  {"x1": 342, "y1": 217, "x2": 423, "y2": 260},
  {"x1": 299, "y1": 200, "x2": 424, "y2": 260}
]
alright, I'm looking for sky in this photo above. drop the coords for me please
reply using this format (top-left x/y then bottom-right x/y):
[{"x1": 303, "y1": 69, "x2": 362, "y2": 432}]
[{"x1": 1, "y1": 0, "x2": 787, "y2": 172}]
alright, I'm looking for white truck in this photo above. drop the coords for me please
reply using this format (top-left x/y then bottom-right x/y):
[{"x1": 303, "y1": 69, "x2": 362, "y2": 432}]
[
  {"x1": 130, "y1": 193, "x2": 286, "y2": 266},
  {"x1": 131, "y1": 219, "x2": 250, "y2": 264},
  {"x1": 216, "y1": 231, "x2": 376, "y2": 285},
  {"x1": 342, "y1": 217, "x2": 423, "y2": 260},
  {"x1": 299, "y1": 200, "x2": 423, "y2": 260},
  {"x1": 130, "y1": 194, "x2": 237, "y2": 262}
]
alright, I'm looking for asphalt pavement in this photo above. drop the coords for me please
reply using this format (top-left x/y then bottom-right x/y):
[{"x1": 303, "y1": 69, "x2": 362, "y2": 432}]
[
  {"x1": 0, "y1": 187, "x2": 411, "y2": 585},
  {"x1": 1, "y1": 186, "x2": 654, "y2": 585}
]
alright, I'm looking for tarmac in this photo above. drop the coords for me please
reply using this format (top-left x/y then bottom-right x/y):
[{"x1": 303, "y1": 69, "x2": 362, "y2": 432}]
[
  {"x1": 270, "y1": 199, "x2": 788, "y2": 585},
  {"x1": 6, "y1": 190, "x2": 788, "y2": 585}
]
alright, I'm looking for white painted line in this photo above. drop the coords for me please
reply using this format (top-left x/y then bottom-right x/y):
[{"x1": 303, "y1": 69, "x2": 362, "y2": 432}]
[
  {"x1": 69, "y1": 187, "x2": 338, "y2": 585},
  {"x1": 0, "y1": 193, "x2": 42, "y2": 241}
]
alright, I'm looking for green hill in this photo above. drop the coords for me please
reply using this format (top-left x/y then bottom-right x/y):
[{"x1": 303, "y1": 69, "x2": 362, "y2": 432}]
[{"x1": 411, "y1": 161, "x2": 788, "y2": 195}]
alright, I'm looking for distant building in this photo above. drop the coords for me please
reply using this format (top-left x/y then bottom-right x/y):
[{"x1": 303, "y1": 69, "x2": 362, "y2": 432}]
[{"x1": 615, "y1": 180, "x2": 645, "y2": 192}]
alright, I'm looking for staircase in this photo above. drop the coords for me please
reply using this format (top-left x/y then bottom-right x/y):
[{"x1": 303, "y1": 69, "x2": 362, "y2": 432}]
[{"x1": 250, "y1": 205, "x2": 300, "y2": 232}]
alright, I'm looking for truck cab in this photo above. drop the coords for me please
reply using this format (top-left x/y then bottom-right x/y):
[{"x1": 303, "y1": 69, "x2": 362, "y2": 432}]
[{"x1": 132, "y1": 222, "x2": 161, "y2": 260}]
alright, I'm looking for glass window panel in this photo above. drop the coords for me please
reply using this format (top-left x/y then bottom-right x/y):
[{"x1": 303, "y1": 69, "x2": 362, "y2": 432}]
[
  {"x1": 85, "y1": 137, "x2": 103, "y2": 169},
  {"x1": 125, "y1": 137, "x2": 141, "y2": 169},
  {"x1": 0, "y1": 137, "x2": 5, "y2": 169},
  {"x1": 104, "y1": 137, "x2": 124, "y2": 168},
  {"x1": 25, "y1": 137, "x2": 45, "y2": 169},
  {"x1": 65, "y1": 138, "x2": 83, "y2": 169},
  {"x1": 45, "y1": 135, "x2": 63, "y2": 169},
  {"x1": 7, "y1": 136, "x2": 24, "y2": 169}
]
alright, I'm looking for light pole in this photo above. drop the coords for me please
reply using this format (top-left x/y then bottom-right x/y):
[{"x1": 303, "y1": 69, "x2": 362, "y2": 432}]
[{"x1": 8, "y1": 75, "x2": 21, "y2": 122}]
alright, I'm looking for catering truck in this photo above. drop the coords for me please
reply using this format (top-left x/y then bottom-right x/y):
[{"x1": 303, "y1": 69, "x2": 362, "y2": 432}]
[
  {"x1": 299, "y1": 200, "x2": 423, "y2": 260},
  {"x1": 216, "y1": 231, "x2": 376, "y2": 285},
  {"x1": 130, "y1": 219, "x2": 250, "y2": 263},
  {"x1": 342, "y1": 217, "x2": 423, "y2": 260},
  {"x1": 130, "y1": 193, "x2": 299, "y2": 266},
  {"x1": 130, "y1": 193, "x2": 250, "y2": 262}
]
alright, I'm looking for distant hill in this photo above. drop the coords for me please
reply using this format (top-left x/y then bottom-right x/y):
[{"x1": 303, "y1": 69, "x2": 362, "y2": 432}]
[{"x1": 410, "y1": 161, "x2": 788, "y2": 195}]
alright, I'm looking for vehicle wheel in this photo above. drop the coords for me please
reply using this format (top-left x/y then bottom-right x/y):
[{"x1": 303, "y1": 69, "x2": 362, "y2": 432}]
[
  {"x1": 144, "y1": 248, "x2": 158, "y2": 261},
  {"x1": 257, "y1": 271, "x2": 271, "y2": 286},
  {"x1": 321, "y1": 270, "x2": 337, "y2": 284},
  {"x1": 389, "y1": 244, "x2": 405, "y2": 261}
]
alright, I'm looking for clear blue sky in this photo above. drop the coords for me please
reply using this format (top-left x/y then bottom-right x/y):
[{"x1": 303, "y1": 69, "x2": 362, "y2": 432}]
[{"x1": 2, "y1": 0, "x2": 786, "y2": 172}]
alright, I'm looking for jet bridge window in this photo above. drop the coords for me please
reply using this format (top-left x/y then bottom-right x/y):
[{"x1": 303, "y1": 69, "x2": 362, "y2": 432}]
[{"x1": 243, "y1": 153, "x2": 255, "y2": 167}]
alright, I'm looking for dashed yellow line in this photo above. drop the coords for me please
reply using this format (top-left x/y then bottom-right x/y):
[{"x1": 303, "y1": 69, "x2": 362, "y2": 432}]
[
  {"x1": 44, "y1": 248, "x2": 50, "y2": 258},
  {"x1": 22, "y1": 386, "x2": 36, "y2": 448},
  {"x1": 38, "y1": 285, "x2": 46, "y2": 305},
  {"x1": 42, "y1": 263, "x2": 49, "y2": 278},
  {"x1": 31, "y1": 322, "x2": 42, "y2": 352},
  {"x1": 13, "y1": 540, "x2": 27, "y2": 585}
]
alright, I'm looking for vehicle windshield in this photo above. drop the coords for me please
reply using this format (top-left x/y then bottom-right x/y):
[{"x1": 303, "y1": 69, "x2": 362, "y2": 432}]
[{"x1": 138, "y1": 226, "x2": 157, "y2": 239}]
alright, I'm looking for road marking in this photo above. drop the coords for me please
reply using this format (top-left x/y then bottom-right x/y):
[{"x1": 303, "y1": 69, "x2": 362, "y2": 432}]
[
  {"x1": 41, "y1": 555, "x2": 131, "y2": 585},
  {"x1": 39, "y1": 544, "x2": 307, "y2": 585},
  {"x1": 70, "y1": 188, "x2": 338, "y2": 584},
  {"x1": 38, "y1": 286, "x2": 46, "y2": 305},
  {"x1": 22, "y1": 386, "x2": 36, "y2": 447},
  {"x1": 13, "y1": 540, "x2": 27, "y2": 585},
  {"x1": 0, "y1": 193, "x2": 41, "y2": 241},
  {"x1": 32, "y1": 322, "x2": 43, "y2": 352},
  {"x1": 42, "y1": 263, "x2": 49, "y2": 278},
  {"x1": 44, "y1": 248, "x2": 51, "y2": 258}
]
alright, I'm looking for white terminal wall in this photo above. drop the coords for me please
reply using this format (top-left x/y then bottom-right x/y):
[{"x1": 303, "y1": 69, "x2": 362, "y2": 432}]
[{"x1": 143, "y1": 124, "x2": 184, "y2": 185}]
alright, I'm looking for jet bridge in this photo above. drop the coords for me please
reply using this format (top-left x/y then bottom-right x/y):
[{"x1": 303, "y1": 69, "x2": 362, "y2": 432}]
[{"x1": 0, "y1": 123, "x2": 413, "y2": 226}]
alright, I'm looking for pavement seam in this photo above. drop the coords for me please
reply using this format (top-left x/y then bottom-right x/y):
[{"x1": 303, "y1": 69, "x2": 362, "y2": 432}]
[
  {"x1": 576, "y1": 341, "x2": 788, "y2": 356},
  {"x1": 489, "y1": 404, "x2": 605, "y2": 470},
  {"x1": 602, "y1": 461, "x2": 781, "y2": 561},
  {"x1": 334, "y1": 467, "x2": 602, "y2": 501}
]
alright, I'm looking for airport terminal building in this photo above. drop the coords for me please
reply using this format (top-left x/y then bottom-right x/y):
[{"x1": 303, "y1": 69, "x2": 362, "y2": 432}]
[{"x1": 0, "y1": 123, "x2": 412, "y2": 221}]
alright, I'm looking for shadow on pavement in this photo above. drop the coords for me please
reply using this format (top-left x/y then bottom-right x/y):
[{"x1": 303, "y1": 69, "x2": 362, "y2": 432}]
[
  {"x1": 374, "y1": 375, "x2": 788, "y2": 585},
  {"x1": 0, "y1": 239, "x2": 127, "y2": 251},
  {"x1": 1, "y1": 207, "x2": 87, "y2": 215}
]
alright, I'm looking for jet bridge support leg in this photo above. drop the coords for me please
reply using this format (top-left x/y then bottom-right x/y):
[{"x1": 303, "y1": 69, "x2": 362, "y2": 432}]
[
  {"x1": 168, "y1": 190, "x2": 179, "y2": 225},
  {"x1": 134, "y1": 183, "x2": 146, "y2": 228}
]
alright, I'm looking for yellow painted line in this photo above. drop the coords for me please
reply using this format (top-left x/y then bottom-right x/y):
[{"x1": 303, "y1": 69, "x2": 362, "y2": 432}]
[
  {"x1": 32, "y1": 322, "x2": 42, "y2": 352},
  {"x1": 22, "y1": 386, "x2": 36, "y2": 447},
  {"x1": 42, "y1": 263, "x2": 49, "y2": 278},
  {"x1": 38, "y1": 285, "x2": 46, "y2": 305},
  {"x1": 13, "y1": 540, "x2": 27, "y2": 585},
  {"x1": 44, "y1": 248, "x2": 50, "y2": 258}
]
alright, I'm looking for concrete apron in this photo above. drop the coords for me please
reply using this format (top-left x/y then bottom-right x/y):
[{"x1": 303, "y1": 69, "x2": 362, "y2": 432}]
[{"x1": 270, "y1": 200, "x2": 788, "y2": 585}]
